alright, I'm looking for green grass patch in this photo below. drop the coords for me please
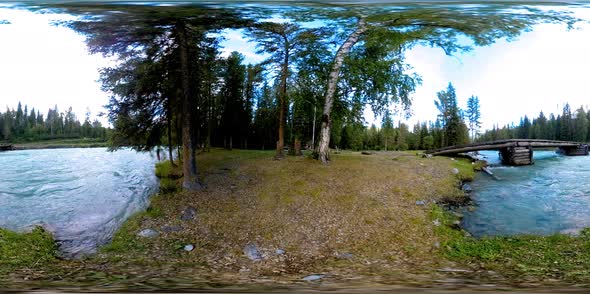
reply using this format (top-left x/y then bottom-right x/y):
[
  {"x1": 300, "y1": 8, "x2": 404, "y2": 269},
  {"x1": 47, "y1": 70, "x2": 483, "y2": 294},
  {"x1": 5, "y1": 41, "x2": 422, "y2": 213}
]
[
  {"x1": 442, "y1": 229, "x2": 590, "y2": 281},
  {"x1": 100, "y1": 212, "x2": 147, "y2": 254},
  {"x1": 452, "y1": 158, "x2": 476, "y2": 182},
  {"x1": 155, "y1": 160, "x2": 183, "y2": 193},
  {"x1": 0, "y1": 227, "x2": 57, "y2": 275}
]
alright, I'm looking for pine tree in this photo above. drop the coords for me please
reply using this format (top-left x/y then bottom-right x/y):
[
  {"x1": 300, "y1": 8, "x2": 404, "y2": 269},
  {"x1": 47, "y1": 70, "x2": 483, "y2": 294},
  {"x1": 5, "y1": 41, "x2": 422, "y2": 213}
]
[{"x1": 465, "y1": 95, "x2": 481, "y2": 141}]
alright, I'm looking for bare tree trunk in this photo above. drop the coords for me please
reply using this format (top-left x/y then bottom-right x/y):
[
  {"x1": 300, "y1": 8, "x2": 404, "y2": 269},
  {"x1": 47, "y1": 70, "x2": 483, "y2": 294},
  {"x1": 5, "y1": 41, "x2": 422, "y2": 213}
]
[
  {"x1": 294, "y1": 137, "x2": 302, "y2": 156},
  {"x1": 275, "y1": 39, "x2": 290, "y2": 160},
  {"x1": 317, "y1": 18, "x2": 367, "y2": 164},
  {"x1": 178, "y1": 23, "x2": 202, "y2": 190},
  {"x1": 166, "y1": 100, "x2": 176, "y2": 167}
]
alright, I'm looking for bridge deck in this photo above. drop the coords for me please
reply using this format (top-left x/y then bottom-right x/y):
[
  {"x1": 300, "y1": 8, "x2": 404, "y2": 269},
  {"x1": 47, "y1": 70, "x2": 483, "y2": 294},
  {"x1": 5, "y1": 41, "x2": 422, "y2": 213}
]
[{"x1": 425, "y1": 139, "x2": 581, "y2": 156}]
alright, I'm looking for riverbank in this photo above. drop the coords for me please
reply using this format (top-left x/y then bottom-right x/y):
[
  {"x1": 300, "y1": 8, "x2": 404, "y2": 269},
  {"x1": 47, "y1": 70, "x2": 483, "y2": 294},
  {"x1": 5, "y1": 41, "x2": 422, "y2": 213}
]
[
  {"x1": 10, "y1": 138, "x2": 108, "y2": 150},
  {"x1": 2, "y1": 149, "x2": 590, "y2": 291}
]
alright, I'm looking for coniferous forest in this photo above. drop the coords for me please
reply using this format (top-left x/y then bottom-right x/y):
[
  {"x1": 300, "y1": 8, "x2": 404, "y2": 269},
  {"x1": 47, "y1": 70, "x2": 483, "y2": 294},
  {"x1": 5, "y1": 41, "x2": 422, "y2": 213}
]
[{"x1": 0, "y1": 103, "x2": 109, "y2": 142}]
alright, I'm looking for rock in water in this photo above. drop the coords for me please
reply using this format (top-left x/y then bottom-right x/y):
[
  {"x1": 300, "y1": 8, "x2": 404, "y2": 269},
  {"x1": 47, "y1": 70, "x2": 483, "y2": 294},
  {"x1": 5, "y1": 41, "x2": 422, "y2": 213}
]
[
  {"x1": 244, "y1": 243, "x2": 262, "y2": 261},
  {"x1": 462, "y1": 183, "x2": 473, "y2": 193},
  {"x1": 184, "y1": 244, "x2": 194, "y2": 252},
  {"x1": 303, "y1": 274, "x2": 325, "y2": 281},
  {"x1": 180, "y1": 206, "x2": 197, "y2": 221},
  {"x1": 138, "y1": 229, "x2": 159, "y2": 238}
]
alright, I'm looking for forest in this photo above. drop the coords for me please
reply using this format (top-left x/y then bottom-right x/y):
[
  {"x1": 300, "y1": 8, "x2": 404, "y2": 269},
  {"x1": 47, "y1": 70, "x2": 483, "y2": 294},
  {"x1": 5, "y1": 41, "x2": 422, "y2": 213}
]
[
  {"x1": 478, "y1": 103, "x2": 590, "y2": 143},
  {"x1": 0, "y1": 102, "x2": 109, "y2": 142},
  {"x1": 18, "y1": 3, "x2": 575, "y2": 189}
]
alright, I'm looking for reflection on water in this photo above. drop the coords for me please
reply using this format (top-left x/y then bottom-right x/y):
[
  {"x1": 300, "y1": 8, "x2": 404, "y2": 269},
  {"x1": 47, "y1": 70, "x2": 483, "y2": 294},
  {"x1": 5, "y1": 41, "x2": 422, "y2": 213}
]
[
  {"x1": 463, "y1": 150, "x2": 590, "y2": 237},
  {"x1": 0, "y1": 148, "x2": 158, "y2": 257}
]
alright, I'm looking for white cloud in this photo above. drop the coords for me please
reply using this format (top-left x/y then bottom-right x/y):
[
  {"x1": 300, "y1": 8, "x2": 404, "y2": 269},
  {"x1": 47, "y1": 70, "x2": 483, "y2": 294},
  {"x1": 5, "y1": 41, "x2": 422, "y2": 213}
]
[{"x1": 0, "y1": 7, "x2": 110, "y2": 122}]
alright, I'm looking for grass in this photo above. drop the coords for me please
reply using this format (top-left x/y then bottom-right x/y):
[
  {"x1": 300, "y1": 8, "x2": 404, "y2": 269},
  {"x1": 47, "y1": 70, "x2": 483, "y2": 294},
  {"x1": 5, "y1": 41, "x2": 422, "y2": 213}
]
[
  {"x1": 4, "y1": 149, "x2": 590, "y2": 289},
  {"x1": 440, "y1": 225, "x2": 590, "y2": 282},
  {"x1": 155, "y1": 160, "x2": 183, "y2": 193},
  {"x1": 0, "y1": 227, "x2": 57, "y2": 276}
]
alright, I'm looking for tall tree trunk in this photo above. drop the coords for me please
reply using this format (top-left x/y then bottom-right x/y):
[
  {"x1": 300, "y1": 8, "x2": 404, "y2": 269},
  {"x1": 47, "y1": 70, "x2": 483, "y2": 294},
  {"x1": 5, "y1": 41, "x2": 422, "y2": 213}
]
[
  {"x1": 317, "y1": 18, "x2": 367, "y2": 164},
  {"x1": 178, "y1": 23, "x2": 202, "y2": 190},
  {"x1": 166, "y1": 100, "x2": 176, "y2": 167},
  {"x1": 275, "y1": 39, "x2": 290, "y2": 159}
]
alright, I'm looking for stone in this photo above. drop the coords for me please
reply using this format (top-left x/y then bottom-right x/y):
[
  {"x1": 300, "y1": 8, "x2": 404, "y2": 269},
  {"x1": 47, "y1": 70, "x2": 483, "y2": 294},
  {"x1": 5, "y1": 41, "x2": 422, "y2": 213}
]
[
  {"x1": 180, "y1": 206, "x2": 197, "y2": 221},
  {"x1": 137, "y1": 229, "x2": 159, "y2": 238},
  {"x1": 337, "y1": 252, "x2": 353, "y2": 259},
  {"x1": 275, "y1": 249, "x2": 286, "y2": 255},
  {"x1": 452, "y1": 168, "x2": 459, "y2": 174},
  {"x1": 244, "y1": 243, "x2": 262, "y2": 261},
  {"x1": 184, "y1": 244, "x2": 194, "y2": 252},
  {"x1": 432, "y1": 219, "x2": 441, "y2": 226},
  {"x1": 462, "y1": 183, "x2": 473, "y2": 193},
  {"x1": 438, "y1": 267, "x2": 471, "y2": 273},
  {"x1": 434, "y1": 242, "x2": 440, "y2": 248},
  {"x1": 162, "y1": 225, "x2": 182, "y2": 233},
  {"x1": 422, "y1": 154, "x2": 433, "y2": 158},
  {"x1": 303, "y1": 274, "x2": 325, "y2": 281},
  {"x1": 415, "y1": 200, "x2": 426, "y2": 206}
]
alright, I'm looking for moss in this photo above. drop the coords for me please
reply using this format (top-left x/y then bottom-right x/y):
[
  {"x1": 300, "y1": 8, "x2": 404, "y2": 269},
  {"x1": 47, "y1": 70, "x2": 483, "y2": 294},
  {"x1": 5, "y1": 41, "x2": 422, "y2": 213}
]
[{"x1": 0, "y1": 227, "x2": 57, "y2": 275}]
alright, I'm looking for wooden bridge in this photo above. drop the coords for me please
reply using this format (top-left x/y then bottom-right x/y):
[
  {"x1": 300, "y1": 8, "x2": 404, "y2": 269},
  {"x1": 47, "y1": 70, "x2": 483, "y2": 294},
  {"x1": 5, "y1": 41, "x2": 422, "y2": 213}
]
[
  {"x1": 0, "y1": 143, "x2": 13, "y2": 151},
  {"x1": 425, "y1": 139, "x2": 589, "y2": 166}
]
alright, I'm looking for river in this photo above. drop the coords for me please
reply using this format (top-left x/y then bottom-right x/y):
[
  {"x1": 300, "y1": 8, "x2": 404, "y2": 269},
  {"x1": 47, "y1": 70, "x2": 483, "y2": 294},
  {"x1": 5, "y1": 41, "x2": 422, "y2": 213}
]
[
  {"x1": 0, "y1": 148, "x2": 158, "y2": 257},
  {"x1": 462, "y1": 150, "x2": 590, "y2": 237}
]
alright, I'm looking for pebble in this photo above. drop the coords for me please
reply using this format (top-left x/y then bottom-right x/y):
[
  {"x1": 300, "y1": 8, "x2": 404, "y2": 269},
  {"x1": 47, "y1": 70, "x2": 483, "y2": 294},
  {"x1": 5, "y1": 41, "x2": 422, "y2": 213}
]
[
  {"x1": 452, "y1": 168, "x2": 459, "y2": 174},
  {"x1": 337, "y1": 252, "x2": 353, "y2": 259},
  {"x1": 462, "y1": 183, "x2": 473, "y2": 193},
  {"x1": 162, "y1": 225, "x2": 182, "y2": 233},
  {"x1": 137, "y1": 229, "x2": 159, "y2": 238},
  {"x1": 244, "y1": 243, "x2": 262, "y2": 261},
  {"x1": 432, "y1": 219, "x2": 441, "y2": 226},
  {"x1": 275, "y1": 249, "x2": 286, "y2": 255},
  {"x1": 180, "y1": 206, "x2": 197, "y2": 221},
  {"x1": 303, "y1": 274, "x2": 325, "y2": 281},
  {"x1": 415, "y1": 200, "x2": 426, "y2": 206},
  {"x1": 184, "y1": 244, "x2": 194, "y2": 252}
]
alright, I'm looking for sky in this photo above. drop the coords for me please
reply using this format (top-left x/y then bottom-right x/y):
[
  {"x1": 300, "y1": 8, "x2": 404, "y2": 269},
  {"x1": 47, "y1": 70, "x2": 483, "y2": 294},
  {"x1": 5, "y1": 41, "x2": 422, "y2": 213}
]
[{"x1": 1, "y1": 4, "x2": 590, "y2": 130}]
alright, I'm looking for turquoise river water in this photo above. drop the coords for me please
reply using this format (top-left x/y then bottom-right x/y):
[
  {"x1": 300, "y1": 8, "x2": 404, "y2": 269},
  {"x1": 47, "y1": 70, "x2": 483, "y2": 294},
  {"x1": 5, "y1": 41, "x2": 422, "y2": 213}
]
[
  {"x1": 0, "y1": 148, "x2": 158, "y2": 257},
  {"x1": 463, "y1": 150, "x2": 590, "y2": 237}
]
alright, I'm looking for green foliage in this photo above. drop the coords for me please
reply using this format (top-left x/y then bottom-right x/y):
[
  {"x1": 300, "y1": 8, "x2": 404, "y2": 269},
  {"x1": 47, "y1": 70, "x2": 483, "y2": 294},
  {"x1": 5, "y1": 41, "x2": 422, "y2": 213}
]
[
  {"x1": 0, "y1": 227, "x2": 57, "y2": 275},
  {"x1": 155, "y1": 160, "x2": 182, "y2": 193},
  {"x1": 465, "y1": 95, "x2": 481, "y2": 141},
  {"x1": 479, "y1": 104, "x2": 590, "y2": 143},
  {"x1": 435, "y1": 83, "x2": 469, "y2": 147},
  {"x1": 0, "y1": 103, "x2": 109, "y2": 143}
]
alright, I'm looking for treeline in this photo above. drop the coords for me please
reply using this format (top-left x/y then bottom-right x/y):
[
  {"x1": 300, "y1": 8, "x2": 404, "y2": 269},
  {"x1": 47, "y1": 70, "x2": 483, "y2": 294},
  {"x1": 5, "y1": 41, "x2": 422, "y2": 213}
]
[
  {"x1": 333, "y1": 82, "x2": 480, "y2": 151},
  {"x1": 479, "y1": 103, "x2": 590, "y2": 142},
  {"x1": 0, "y1": 102, "x2": 109, "y2": 142}
]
